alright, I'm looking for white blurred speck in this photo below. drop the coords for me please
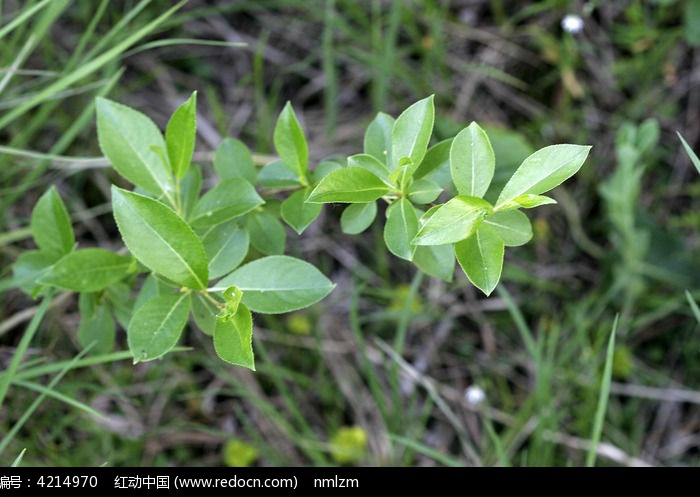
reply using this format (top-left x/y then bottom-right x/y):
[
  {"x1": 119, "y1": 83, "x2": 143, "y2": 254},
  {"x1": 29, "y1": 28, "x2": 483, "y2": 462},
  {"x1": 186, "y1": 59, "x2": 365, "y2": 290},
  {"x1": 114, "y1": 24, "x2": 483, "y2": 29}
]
[
  {"x1": 458, "y1": 9, "x2": 476, "y2": 25},
  {"x1": 561, "y1": 14, "x2": 584, "y2": 34},
  {"x1": 464, "y1": 385, "x2": 486, "y2": 406}
]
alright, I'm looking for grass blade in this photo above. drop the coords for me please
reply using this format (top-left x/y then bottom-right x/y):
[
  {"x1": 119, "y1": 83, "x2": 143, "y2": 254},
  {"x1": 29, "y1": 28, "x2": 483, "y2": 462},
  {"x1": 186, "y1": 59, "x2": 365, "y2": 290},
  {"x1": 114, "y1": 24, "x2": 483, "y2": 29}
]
[
  {"x1": 0, "y1": 1, "x2": 187, "y2": 131},
  {"x1": 124, "y1": 38, "x2": 245, "y2": 57},
  {"x1": 253, "y1": 341, "x2": 328, "y2": 465},
  {"x1": 0, "y1": 350, "x2": 137, "y2": 384},
  {"x1": 11, "y1": 449, "x2": 27, "y2": 467},
  {"x1": 586, "y1": 315, "x2": 618, "y2": 467},
  {"x1": 64, "y1": 0, "x2": 110, "y2": 67},
  {"x1": 0, "y1": 0, "x2": 53, "y2": 40},
  {"x1": 388, "y1": 433, "x2": 465, "y2": 467},
  {"x1": 483, "y1": 416, "x2": 511, "y2": 467},
  {"x1": 0, "y1": 346, "x2": 93, "y2": 456},
  {"x1": 0, "y1": 35, "x2": 34, "y2": 95},
  {"x1": 13, "y1": 379, "x2": 105, "y2": 419},
  {"x1": 0, "y1": 294, "x2": 52, "y2": 407},
  {"x1": 678, "y1": 132, "x2": 700, "y2": 175},
  {"x1": 322, "y1": 0, "x2": 338, "y2": 138},
  {"x1": 82, "y1": 0, "x2": 152, "y2": 61},
  {"x1": 369, "y1": 0, "x2": 401, "y2": 110},
  {"x1": 0, "y1": 146, "x2": 104, "y2": 164},
  {"x1": 497, "y1": 285, "x2": 538, "y2": 360},
  {"x1": 686, "y1": 290, "x2": 700, "y2": 323}
]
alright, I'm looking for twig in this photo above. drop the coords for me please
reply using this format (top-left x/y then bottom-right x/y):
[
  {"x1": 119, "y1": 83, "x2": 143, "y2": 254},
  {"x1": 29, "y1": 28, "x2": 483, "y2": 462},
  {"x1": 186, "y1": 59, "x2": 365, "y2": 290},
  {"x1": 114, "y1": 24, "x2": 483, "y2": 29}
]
[
  {"x1": 543, "y1": 431, "x2": 653, "y2": 467},
  {"x1": 610, "y1": 381, "x2": 700, "y2": 405}
]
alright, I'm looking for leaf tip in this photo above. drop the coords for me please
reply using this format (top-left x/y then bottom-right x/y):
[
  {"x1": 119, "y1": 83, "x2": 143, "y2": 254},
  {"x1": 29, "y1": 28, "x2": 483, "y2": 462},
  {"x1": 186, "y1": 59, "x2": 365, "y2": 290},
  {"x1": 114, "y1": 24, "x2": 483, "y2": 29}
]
[{"x1": 480, "y1": 286, "x2": 496, "y2": 297}]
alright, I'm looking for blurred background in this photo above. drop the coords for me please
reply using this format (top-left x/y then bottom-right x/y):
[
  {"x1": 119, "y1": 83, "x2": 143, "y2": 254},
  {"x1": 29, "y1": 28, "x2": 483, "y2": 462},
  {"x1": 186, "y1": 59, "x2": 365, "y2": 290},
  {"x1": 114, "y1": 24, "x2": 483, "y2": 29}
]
[{"x1": 2, "y1": 0, "x2": 700, "y2": 466}]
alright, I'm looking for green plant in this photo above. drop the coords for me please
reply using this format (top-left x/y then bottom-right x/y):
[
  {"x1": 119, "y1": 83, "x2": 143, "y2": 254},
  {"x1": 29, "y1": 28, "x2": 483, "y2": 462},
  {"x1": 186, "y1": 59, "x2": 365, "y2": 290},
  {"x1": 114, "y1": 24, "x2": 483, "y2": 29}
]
[
  {"x1": 679, "y1": 132, "x2": 700, "y2": 322},
  {"x1": 678, "y1": 132, "x2": 700, "y2": 175},
  {"x1": 12, "y1": 93, "x2": 590, "y2": 371},
  {"x1": 599, "y1": 119, "x2": 660, "y2": 317}
]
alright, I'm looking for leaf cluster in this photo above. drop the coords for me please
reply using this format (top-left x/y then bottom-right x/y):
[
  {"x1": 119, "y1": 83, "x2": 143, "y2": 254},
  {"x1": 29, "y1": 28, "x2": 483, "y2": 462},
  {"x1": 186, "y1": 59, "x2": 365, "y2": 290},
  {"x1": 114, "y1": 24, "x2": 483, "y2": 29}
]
[{"x1": 13, "y1": 93, "x2": 589, "y2": 368}]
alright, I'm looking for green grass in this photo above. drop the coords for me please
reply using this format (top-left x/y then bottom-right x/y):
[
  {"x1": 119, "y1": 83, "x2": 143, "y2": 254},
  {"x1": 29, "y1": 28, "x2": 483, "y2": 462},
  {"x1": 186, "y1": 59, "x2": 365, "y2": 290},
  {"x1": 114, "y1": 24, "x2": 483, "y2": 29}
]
[
  {"x1": 586, "y1": 315, "x2": 618, "y2": 467},
  {"x1": 0, "y1": 0, "x2": 187, "y2": 224},
  {"x1": 3, "y1": 0, "x2": 700, "y2": 467}
]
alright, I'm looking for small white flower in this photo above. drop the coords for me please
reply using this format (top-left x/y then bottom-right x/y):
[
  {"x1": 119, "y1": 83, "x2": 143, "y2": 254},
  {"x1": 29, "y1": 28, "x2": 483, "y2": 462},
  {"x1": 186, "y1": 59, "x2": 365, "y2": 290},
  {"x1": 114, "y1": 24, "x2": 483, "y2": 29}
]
[
  {"x1": 561, "y1": 14, "x2": 584, "y2": 34},
  {"x1": 464, "y1": 385, "x2": 486, "y2": 406}
]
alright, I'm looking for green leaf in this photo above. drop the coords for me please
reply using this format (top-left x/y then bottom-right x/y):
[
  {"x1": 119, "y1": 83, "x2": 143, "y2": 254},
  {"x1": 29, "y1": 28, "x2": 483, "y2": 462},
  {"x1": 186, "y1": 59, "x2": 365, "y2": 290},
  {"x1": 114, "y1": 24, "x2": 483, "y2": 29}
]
[
  {"x1": 217, "y1": 255, "x2": 335, "y2": 314},
  {"x1": 307, "y1": 167, "x2": 390, "y2": 203},
  {"x1": 165, "y1": 91, "x2": 197, "y2": 180},
  {"x1": 420, "y1": 204, "x2": 442, "y2": 222},
  {"x1": 218, "y1": 286, "x2": 243, "y2": 320},
  {"x1": 413, "y1": 244, "x2": 454, "y2": 282},
  {"x1": 134, "y1": 274, "x2": 164, "y2": 312},
  {"x1": 78, "y1": 290, "x2": 99, "y2": 320},
  {"x1": 192, "y1": 291, "x2": 221, "y2": 336},
  {"x1": 262, "y1": 197, "x2": 283, "y2": 216},
  {"x1": 106, "y1": 282, "x2": 134, "y2": 330},
  {"x1": 388, "y1": 163, "x2": 413, "y2": 192},
  {"x1": 180, "y1": 165, "x2": 202, "y2": 218},
  {"x1": 413, "y1": 196, "x2": 491, "y2": 246},
  {"x1": 347, "y1": 153, "x2": 389, "y2": 180},
  {"x1": 11, "y1": 250, "x2": 59, "y2": 296},
  {"x1": 281, "y1": 189, "x2": 322, "y2": 234},
  {"x1": 247, "y1": 210, "x2": 286, "y2": 255},
  {"x1": 127, "y1": 292, "x2": 191, "y2": 363},
  {"x1": 391, "y1": 95, "x2": 434, "y2": 172},
  {"x1": 450, "y1": 122, "x2": 495, "y2": 198},
  {"x1": 274, "y1": 102, "x2": 308, "y2": 180},
  {"x1": 408, "y1": 178, "x2": 442, "y2": 204},
  {"x1": 311, "y1": 160, "x2": 343, "y2": 183},
  {"x1": 112, "y1": 186, "x2": 208, "y2": 289},
  {"x1": 455, "y1": 224, "x2": 504, "y2": 296},
  {"x1": 364, "y1": 112, "x2": 394, "y2": 164},
  {"x1": 483, "y1": 210, "x2": 532, "y2": 247},
  {"x1": 30, "y1": 186, "x2": 74, "y2": 257},
  {"x1": 340, "y1": 202, "x2": 377, "y2": 235},
  {"x1": 685, "y1": 0, "x2": 700, "y2": 45},
  {"x1": 495, "y1": 144, "x2": 591, "y2": 209},
  {"x1": 39, "y1": 248, "x2": 132, "y2": 292},
  {"x1": 201, "y1": 221, "x2": 249, "y2": 279},
  {"x1": 96, "y1": 97, "x2": 174, "y2": 203},
  {"x1": 413, "y1": 138, "x2": 452, "y2": 180},
  {"x1": 257, "y1": 160, "x2": 303, "y2": 188},
  {"x1": 498, "y1": 194, "x2": 557, "y2": 210},
  {"x1": 678, "y1": 132, "x2": 700, "y2": 175},
  {"x1": 77, "y1": 297, "x2": 115, "y2": 355},
  {"x1": 190, "y1": 178, "x2": 264, "y2": 228},
  {"x1": 635, "y1": 119, "x2": 660, "y2": 155},
  {"x1": 384, "y1": 198, "x2": 419, "y2": 261},
  {"x1": 214, "y1": 138, "x2": 257, "y2": 184},
  {"x1": 214, "y1": 304, "x2": 255, "y2": 370}
]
